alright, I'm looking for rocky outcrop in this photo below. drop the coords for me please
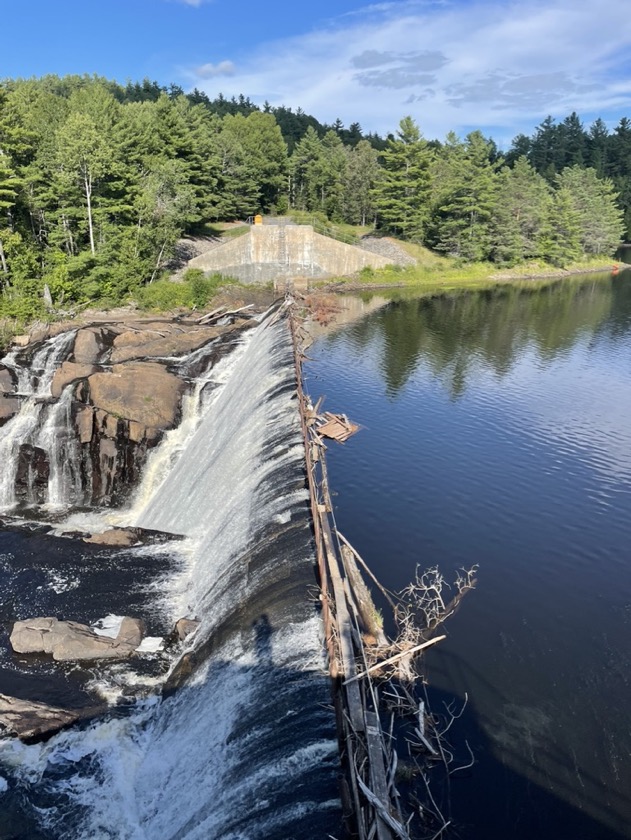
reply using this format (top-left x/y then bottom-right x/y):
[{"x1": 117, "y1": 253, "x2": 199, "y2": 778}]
[
  {"x1": 10, "y1": 616, "x2": 145, "y2": 661},
  {"x1": 0, "y1": 694, "x2": 81, "y2": 743},
  {"x1": 51, "y1": 361, "x2": 97, "y2": 399},
  {"x1": 88, "y1": 362, "x2": 184, "y2": 431},
  {"x1": 110, "y1": 326, "x2": 220, "y2": 364},
  {"x1": 0, "y1": 364, "x2": 17, "y2": 393},
  {"x1": 7, "y1": 315, "x2": 256, "y2": 506},
  {"x1": 0, "y1": 395, "x2": 19, "y2": 425}
]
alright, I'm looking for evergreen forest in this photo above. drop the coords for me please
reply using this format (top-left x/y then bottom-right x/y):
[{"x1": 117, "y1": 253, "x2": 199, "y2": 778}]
[{"x1": 0, "y1": 74, "x2": 627, "y2": 323}]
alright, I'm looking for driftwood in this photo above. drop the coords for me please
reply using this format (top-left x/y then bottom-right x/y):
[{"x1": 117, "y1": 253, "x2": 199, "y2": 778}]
[{"x1": 343, "y1": 637, "x2": 446, "y2": 685}]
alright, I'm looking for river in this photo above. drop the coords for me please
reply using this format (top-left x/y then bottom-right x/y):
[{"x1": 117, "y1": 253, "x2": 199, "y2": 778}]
[{"x1": 304, "y1": 272, "x2": 631, "y2": 840}]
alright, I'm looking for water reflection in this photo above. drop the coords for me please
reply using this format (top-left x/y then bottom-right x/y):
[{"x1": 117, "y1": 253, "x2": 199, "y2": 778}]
[
  {"x1": 307, "y1": 272, "x2": 631, "y2": 840},
  {"x1": 323, "y1": 273, "x2": 631, "y2": 398}
]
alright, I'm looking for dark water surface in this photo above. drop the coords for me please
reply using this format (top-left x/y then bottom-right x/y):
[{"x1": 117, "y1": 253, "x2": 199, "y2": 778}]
[{"x1": 306, "y1": 273, "x2": 631, "y2": 840}]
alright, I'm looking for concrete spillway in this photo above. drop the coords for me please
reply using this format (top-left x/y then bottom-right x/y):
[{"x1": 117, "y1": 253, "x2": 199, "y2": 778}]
[{"x1": 188, "y1": 224, "x2": 392, "y2": 284}]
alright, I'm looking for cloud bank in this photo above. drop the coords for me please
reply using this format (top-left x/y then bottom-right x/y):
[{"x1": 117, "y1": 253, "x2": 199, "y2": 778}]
[{"x1": 183, "y1": 0, "x2": 631, "y2": 144}]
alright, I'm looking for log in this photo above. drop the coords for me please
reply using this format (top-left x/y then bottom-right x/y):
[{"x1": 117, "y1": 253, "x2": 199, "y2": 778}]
[{"x1": 343, "y1": 636, "x2": 446, "y2": 685}]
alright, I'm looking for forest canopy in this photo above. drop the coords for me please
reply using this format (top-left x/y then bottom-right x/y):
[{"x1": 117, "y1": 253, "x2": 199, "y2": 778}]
[{"x1": 0, "y1": 74, "x2": 626, "y2": 322}]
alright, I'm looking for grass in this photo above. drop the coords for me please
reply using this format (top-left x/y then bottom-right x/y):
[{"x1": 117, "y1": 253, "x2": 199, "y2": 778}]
[{"x1": 320, "y1": 250, "x2": 620, "y2": 295}]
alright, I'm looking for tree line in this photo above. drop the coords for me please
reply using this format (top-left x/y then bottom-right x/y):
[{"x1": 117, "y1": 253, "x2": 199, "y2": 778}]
[{"x1": 0, "y1": 74, "x2": 626, "y2": 320}]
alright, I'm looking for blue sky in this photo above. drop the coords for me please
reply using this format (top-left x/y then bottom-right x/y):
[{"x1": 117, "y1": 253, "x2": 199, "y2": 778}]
[{"x1": 4, "y1": 0, "x2": 631, "y2": 147}]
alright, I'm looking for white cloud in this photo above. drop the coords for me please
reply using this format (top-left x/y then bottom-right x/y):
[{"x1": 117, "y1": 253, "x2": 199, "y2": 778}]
[
  {"x1": 195, "y1": 60, "x2": 236, "y2": 79},
  {"x1": 182, "y1": 0, "x2": 631, "y2": 144}
]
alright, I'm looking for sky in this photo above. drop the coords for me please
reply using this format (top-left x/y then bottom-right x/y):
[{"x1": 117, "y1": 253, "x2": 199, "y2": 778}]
[{"x1": 3, "y1": 0, "x2": 631, "y2": 147}]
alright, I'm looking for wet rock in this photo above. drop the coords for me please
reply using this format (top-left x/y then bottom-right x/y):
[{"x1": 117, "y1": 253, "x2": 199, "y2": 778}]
[
  {"x1": 75, "y1": 406, "x2": 94, "y2": 443},
  {"x1": 10, "y1": 616, "x2": 145, "y2": 661},
  {"x1": 0, "y1": 395, "x2": 19, "y2": 425},
  {"x1": 0, "y1": 694, "x2": 80, "y2": 743},
  {"x1": 87, "y1": 362, "x2": 184, "y2": 430},
  {"x1": 0, "y1": 365, "x2": 17, "y2": 394},
  {"x1": 15, "y1": 445, "x2": 49, "y2": 504},
  {"x1": 51, "y1": 361, "x2": 96, "y2": 399},
  {"x1": 175, "y1": 618, "x2": 200, "y2": 641},
  {"x1": 84, "y1": 528, "x2": 140, "y2": 547}
]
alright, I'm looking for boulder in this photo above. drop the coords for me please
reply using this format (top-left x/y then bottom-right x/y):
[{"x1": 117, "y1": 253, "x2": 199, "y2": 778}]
[
  {"x1": 51, "y1": 361, "x2": 96, "y2": 399},
  {"x1": 175, "y1": 618, "x2": 200, "y2": 641},
  {"x1": 110, "y1": 328, "x2": 220, "y2": 364},
  {"x1": 10, "y1": 617, "x2": 58, "y2": 654},
  {"x1": 0, "y1": 365, "x2": 16, "y2": 394},
  {"x1": 11, "y1": 335, "x2": 30, "y2": 348},
  {"x1": 0, "y1": 395, "x2": 19, "y2": 425},
  {"x1": 10, "y1": 616, "x2": 145, "y2": 661},
  {"x1": 84, "y1": 528, "x2": 140, "y2": 547},
  {"x1": 73, "y1": 328, "x2": 103, "y2": 365},
  {"x1": 87, "y1": 362, "x2": 184, "y2": 430},
  {"x1": 0, "y1": 694, "x2": 80, "y2": 742}
]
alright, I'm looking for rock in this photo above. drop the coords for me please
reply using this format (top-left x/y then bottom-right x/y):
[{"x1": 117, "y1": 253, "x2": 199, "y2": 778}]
[
  {"x1": 11, "y1": 335, "x2": 30, "y2": 348},
  {"x1": 73, "y1": 328, "x2": 103, "y2": 365},
  {"x1": 75, "y1": 406, "x2": 94, "y2": 443},
  {"x1": 175, "y1": 618, "x2": 200, "y2": 641},
  {"x1": 10, "y1": 616, "x2": 145, "y2": 661},
  {"x1": 84, "y1": 528, "x2": 140, "y2": 547},
  {"x1": 110, "y1": 328, "x2": 220, "y2": 364},
  {"x1": 10, "y1": 617, "x2": 58, "y2": 654},
  {"x1": 87, "y1": 362, "x2": 184, "y2": 430},
  {"x1": 51, "y1": 361, "x2": 96, "y2": 398},
  {"x1": 0, "y1": 694, "x2": 80, "y2": 742},
  {"x1": 0, "y1": 395, "x2": 19, "y2": 425},
  {"x1": 15, "y1": 445, "x2": 49, "y2": 504},
  {"x1": 0, "y1": 365, "x2": 17, "y2": 394}
]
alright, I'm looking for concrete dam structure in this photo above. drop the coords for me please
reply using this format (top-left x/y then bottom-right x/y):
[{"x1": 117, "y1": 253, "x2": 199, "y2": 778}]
[{"x1": 188, "y1": 224, "x2": 393, "y2": 284}]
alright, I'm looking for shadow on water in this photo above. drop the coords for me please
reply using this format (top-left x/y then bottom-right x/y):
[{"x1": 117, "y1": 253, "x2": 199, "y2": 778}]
[{"x1": 425, "y1": 651, "x2": 629, "y2": 840}]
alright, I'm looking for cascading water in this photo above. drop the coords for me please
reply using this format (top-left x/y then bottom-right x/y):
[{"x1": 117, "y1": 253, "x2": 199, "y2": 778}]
[
  {"x1": 0, "y1": 312, "x2": 342, "y2": 839},
  {"x1": 0, "y1": 331, "x2": 76, "y2": 510}
]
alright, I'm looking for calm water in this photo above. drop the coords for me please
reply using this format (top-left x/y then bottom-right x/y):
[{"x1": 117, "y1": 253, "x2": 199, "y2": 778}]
[{"x1": 305, "y1": 274, "x2": 631, "y2": 840}]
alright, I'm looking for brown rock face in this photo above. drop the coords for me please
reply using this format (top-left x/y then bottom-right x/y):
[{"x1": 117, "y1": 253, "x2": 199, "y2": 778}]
[
  {"x1": 0, "y1": 694, "x2": 80, "y2": 742},
  {"x1": 110, "y1": 328, "x2": 220, "y2": 364},
  {"x1": 175, "y1": 618, "x2": 200, "y2": 641},
  {"x1": 0, "y1": 365, "x2": 17, "y2": 394},
  {"x1": 51, "y1": 361, "x2": 96, "y2": 399},
  {"x1": 0, "y1": 395, "x2": 19, "y2": 425},
  {"x1": 73, "y1": 328, "x2": 104, "y2": 365},
  {"x1": 10, "y1": 616, "x2": 145, "y2": 661},
  {"x1": 87, "y1": 362, "x2": 184, "y2": 430}
]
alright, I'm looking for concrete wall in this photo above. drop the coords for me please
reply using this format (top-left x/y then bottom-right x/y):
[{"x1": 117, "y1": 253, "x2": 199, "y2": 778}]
[{"x1": 187, "y1": 225, "x2": 392, "y2": 284}]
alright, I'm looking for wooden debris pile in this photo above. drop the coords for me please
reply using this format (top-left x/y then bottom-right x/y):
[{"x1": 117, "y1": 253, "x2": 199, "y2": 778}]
[{"x1": 288, "y1": 296, "x2": 477, "y2": 840}]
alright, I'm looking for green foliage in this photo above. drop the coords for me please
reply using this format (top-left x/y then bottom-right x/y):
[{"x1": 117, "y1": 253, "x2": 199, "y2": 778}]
[
  {"x1": 134, "y1": 270, "x2": 232, "y2": 311},
  {"x1": 0, "y1": 73, "x2": 627, "y2": 325},
  {"x1": 372, "y1": 116, "x2": 432, "y2": 239}
]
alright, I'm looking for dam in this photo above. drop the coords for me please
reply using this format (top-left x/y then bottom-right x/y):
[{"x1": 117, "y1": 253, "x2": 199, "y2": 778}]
[
  {"x1": 0, "y1": 307, "x2": 342, "y2": 838},
  {"x1": 187, "y1": 223, "x2": 393, "y2": 285}
]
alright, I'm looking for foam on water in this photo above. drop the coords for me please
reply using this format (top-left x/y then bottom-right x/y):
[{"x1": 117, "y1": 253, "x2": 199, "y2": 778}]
[{"x1": 0, "y1": 311, "x2": 340, "y2": 838}]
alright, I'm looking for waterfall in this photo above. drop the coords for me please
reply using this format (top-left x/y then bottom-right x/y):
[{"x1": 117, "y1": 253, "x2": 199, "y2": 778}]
[
  {"x1": 0, "y1": 331, "x2": 76, "y2": 510},
  {"x1": 0, "y1": 312, "x2": 341, "y2": 839}
]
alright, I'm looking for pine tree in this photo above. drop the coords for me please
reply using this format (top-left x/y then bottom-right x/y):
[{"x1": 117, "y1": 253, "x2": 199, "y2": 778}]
[
  {"x1": 556, "y1": 166, "x2": 624, "y2": 255},
  {"x1": 372, "y1": 116, "x2": 432, "y2": 239},
  {"x1": 489, "y1": 157, "x2": 550, "y2": 264},
  {"x1": 429, "y1": 131, "x2": 498, "y2": 260}
]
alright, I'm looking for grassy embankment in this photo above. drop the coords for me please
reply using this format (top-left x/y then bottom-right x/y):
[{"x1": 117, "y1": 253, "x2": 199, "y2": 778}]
[
  {"x1": 0, "y1": 219, "x2": 622, "y2": 346},
  {"x1": 322, "y1": 234, "x2": 619, "y2": 295}
]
